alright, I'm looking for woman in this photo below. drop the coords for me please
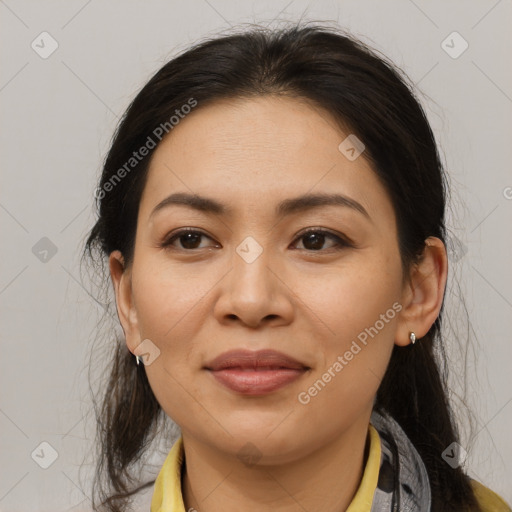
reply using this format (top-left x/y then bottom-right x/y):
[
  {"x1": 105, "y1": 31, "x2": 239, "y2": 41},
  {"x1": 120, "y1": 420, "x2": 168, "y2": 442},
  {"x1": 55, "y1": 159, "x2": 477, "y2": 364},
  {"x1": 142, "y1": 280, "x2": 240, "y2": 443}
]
[{"x1": 84, "y1": 24, "x2": 511, "y2": 511}]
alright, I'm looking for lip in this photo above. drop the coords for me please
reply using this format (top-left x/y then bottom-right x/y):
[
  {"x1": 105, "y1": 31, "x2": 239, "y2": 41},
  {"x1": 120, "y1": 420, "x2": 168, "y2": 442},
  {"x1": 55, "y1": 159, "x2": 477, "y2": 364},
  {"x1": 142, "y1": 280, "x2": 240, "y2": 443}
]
[{"x1": 204, "y1": 349, "x2": 309, "y2": 395}]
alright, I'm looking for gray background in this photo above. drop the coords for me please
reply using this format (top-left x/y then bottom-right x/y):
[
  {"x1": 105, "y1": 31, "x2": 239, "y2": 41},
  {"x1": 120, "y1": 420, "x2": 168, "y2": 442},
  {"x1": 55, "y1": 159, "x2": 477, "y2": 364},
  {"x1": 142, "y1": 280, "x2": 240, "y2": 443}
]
[{"x1": 1, "y1": 1, "x2": 511, "y2": 510}]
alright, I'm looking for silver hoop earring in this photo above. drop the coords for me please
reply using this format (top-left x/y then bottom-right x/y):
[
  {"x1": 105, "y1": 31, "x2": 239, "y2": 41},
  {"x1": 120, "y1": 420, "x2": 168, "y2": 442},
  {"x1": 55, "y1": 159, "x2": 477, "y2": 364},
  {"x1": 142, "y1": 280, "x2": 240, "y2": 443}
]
[
  {"x1": 135, "y1": 355, "x2": 144, "y2": 366},
  {"x1": 409, "y1": 332, "x2": 416, "y2": 345}
]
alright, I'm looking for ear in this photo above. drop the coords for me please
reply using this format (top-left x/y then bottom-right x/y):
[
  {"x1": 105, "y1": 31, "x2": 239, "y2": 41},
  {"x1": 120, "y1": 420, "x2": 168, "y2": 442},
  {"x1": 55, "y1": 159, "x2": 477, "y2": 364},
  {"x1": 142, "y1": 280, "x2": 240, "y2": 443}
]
[
  {"x1": 109, "y1": 250, "x2": 141, "y2": 354},
  {"x1": 395, "y1": 237, "x2": 448, "y2": 347}
]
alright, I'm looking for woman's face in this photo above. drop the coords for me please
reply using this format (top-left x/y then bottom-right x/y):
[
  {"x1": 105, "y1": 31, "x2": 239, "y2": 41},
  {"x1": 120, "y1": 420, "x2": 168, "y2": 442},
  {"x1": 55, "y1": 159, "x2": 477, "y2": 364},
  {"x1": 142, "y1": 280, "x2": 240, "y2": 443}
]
[{"x1": 115, "y1": 96, "x2": 410, "y2": 462}]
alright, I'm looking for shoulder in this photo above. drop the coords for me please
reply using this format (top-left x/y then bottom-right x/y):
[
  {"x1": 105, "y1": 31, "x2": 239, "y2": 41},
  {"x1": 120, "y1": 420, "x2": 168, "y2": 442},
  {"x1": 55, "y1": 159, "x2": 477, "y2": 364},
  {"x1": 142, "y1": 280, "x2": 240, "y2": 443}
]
[{"x1": 470, "y1": 479, "x2": 512, "y2": 512}]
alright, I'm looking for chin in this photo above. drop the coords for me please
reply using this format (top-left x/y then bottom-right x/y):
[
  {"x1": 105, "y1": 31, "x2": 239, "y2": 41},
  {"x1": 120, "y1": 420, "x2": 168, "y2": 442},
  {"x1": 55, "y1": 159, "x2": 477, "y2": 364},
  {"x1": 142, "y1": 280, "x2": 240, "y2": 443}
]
[{"x1": 221, "y1": 426, "x2": 309, "y2": 464}]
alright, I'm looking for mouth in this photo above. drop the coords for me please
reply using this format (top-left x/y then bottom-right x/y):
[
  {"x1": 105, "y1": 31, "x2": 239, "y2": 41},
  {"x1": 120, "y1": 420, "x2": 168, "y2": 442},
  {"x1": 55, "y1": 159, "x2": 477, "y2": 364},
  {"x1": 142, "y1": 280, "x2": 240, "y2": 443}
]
[{"x1": 204, "y1": 349, "x2": 310, "y2": 395}]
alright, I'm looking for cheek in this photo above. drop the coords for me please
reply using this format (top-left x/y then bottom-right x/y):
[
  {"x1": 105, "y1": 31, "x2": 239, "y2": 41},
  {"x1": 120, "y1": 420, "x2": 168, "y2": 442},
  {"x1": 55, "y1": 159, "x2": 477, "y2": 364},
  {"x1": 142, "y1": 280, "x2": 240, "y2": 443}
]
[
  {"x1": 297, "y1": 256, "x2": 401, "y2": 346},
  {"x1": 294, "y1": 279, "x2": 398, "y2": 429},
  {"x1": 131, "y1": 260, "x2": 210, "y2": 426},
  {"x1": 131, "y1": 255, "x2": 212, "y2": 344},
  {"x1": 128, "y1": 256, "x2": 218, "y2": 419},
  {"x1": 293, "y1": 255, "x2": 401, "y2": 398}
]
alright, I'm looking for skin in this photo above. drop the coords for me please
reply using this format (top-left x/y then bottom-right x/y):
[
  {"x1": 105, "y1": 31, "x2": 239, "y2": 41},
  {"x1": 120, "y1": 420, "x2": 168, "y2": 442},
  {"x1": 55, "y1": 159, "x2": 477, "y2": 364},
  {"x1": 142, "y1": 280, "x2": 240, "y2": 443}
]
[{"x1": 109, "y1": 95, "x2": 447, "y2": 512}]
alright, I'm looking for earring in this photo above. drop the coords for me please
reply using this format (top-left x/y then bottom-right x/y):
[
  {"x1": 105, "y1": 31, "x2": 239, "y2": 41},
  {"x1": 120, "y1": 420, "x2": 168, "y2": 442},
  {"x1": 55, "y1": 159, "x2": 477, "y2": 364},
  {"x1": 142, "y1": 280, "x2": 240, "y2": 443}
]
[
  {"x1": 409, "y1": 332, "x2": 416, "y2": 345},
  {"x1": 135, "y1": 354, "x2": 144, "y2": 366}
]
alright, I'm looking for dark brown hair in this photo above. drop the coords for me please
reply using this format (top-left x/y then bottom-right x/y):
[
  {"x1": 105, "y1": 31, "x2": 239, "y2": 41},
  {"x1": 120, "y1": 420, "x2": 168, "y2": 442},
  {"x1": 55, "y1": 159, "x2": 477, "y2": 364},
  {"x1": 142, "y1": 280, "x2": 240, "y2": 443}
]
[{"x1": 84, "y1": 23, "x2": 482, "y2": 511}]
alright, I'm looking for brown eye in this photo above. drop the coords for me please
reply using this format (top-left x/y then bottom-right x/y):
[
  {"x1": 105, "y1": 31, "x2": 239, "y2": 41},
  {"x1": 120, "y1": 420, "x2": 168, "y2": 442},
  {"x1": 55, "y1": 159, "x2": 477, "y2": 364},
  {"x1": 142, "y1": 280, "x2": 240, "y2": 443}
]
[
  {"x1": 294, "y1": 229, "x2": 351, "y2": 251},
  {"x1": 161, "y1": 228, "x2": 351, "y2": 252},
  {"x1": 162, "y1": 229, "x2": 216, "y2": 250},
  {"x1": 176, "y1": 232, "x2": 203, "y2": 249}
]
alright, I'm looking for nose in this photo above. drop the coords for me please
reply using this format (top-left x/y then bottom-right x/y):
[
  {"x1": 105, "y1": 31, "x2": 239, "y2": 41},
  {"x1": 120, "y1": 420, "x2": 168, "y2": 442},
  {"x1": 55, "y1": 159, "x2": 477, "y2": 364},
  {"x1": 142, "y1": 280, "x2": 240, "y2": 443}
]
[{"x1": 213, "y1": 244, "x2": 294, "y2": 329}]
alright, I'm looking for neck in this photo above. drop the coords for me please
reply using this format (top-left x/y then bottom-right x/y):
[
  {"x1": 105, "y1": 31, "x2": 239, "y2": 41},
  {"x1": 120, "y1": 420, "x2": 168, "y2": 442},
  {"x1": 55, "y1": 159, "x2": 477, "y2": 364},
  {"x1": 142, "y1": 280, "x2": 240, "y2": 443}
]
[{"x1": 181, "y1": 415, "x2": 371, "y2": 512}]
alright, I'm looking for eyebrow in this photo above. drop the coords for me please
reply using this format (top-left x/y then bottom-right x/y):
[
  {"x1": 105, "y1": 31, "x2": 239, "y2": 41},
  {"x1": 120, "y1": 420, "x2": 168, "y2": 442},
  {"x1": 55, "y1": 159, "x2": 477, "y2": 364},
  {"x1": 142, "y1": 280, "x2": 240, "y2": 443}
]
[{"x1": 150, "y1": 192, "x2": 370, "y2": 220}]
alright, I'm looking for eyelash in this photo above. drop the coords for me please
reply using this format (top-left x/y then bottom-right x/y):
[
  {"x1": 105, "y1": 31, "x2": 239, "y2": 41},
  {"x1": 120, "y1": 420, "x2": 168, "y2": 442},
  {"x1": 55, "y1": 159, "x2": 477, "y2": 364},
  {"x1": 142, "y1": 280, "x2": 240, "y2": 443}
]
[{"x1": 160, "y1": 227, "x2": 353, "y2": 252}]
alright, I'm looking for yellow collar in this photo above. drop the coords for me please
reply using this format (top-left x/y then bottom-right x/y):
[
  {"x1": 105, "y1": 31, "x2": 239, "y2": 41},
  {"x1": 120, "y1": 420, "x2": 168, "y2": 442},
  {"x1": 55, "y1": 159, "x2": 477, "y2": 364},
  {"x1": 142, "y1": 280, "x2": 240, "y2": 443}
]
[{"x1": 151, "y1": 424, "x2": 381, "y2": 512}]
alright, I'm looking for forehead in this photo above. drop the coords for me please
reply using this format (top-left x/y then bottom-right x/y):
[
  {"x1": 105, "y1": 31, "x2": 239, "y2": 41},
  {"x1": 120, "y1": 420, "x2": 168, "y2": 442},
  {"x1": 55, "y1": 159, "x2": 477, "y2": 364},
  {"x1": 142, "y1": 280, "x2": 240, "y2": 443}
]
[{"x1": 139, "y1": 95, "x2": 395, "y2": 225}]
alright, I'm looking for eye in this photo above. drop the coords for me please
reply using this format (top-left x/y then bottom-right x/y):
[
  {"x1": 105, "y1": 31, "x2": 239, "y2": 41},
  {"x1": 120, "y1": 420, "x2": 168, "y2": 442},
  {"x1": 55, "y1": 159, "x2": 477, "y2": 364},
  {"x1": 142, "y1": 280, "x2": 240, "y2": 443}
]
[
  {"x1": 161, "y1": 227, "x2": 352, "y2": 252},
  {"x1": 292, "y1": 229, "x2": 352, "y2": 252},
  {"x1": 161, "y1": 228, "x2": 218, "y2": 251}
]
